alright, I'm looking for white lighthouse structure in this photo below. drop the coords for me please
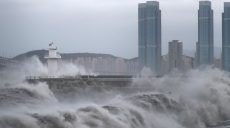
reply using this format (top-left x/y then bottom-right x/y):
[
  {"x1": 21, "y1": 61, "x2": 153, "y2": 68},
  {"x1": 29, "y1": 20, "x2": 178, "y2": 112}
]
[{"x1": 45, "y1": 42, "x2": 61, "y2": 77}]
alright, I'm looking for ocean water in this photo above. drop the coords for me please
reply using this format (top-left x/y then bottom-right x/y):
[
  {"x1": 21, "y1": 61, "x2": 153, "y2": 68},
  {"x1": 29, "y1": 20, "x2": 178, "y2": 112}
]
[{"x1": 0, "y1": 57, "x2": 230, "y2": 128}]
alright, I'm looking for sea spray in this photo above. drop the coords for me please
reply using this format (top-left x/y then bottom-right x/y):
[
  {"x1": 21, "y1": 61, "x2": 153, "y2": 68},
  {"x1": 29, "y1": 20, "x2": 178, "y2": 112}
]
[{"x1": 1, "y1": 57, "x2": 230, "y2": 128}]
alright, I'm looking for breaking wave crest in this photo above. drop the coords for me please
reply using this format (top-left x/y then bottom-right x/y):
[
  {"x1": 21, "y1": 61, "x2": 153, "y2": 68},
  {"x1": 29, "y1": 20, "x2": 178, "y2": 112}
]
[
  {"x1": 1, "y1": 62, "x2": 230, "y2": 128},
  {"x1": 0, "y1": 92, "x2": 186, "y2": 128},
  {"x1": 0, "y1": 82, "x2": 57, "y2": 109}
]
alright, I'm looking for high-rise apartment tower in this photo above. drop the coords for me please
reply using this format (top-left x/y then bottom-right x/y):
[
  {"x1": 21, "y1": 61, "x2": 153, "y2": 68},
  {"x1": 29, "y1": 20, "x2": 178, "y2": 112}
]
[
  {"x1": 222, "y1": 2, "x2": 230, "y2": 71},
  {"x1": 197, "y1": 1, "x2": 214, "y2": 66},
  {"x1": 138, "y1": 1, "x2": 161, "y2": 74}
]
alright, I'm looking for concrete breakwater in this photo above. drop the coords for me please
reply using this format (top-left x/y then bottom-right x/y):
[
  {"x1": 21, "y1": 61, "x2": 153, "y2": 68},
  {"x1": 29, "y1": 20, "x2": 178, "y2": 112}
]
[{"x1": 26, "y1": 75, "x2": 133, "y2": 87}]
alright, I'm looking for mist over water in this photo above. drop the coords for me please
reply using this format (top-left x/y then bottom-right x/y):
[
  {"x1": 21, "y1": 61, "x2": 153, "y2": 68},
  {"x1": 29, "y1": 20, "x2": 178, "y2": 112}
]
[{"x1": 1, "y1": 57, "x2": 230, "y2": 128}]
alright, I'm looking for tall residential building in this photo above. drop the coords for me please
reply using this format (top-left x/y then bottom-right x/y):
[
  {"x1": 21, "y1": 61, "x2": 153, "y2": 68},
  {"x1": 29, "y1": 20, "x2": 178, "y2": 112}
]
[
  {"x1": 222, "y1": 2, "x2": 230, "y2": 71},
  {"x1": 138, "y1": 1, "x2": 161, "y2": 75},
  {"x1": 197, "y1": 1, "x2": 214, "y2": 66},
  {"x1": 168, "y1": 40, "x2": 183, "y2": 72},
  {"x1": 195, "y1": 42, "x2": 200, "y2": 67}
]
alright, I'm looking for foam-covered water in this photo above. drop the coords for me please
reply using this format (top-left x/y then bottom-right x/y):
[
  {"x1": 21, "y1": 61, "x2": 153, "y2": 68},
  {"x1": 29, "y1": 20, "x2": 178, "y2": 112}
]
[{"x1": 1, "y1": 57, "x2": 230, "y2": 128}]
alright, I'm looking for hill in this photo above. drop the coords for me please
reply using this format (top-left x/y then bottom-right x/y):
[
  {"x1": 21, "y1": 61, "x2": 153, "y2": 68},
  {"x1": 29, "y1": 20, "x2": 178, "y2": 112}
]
[
  {"x1": 13, "y1": 50, "x2": 48, "y2": 63},
  {"x1": 13, "y1": 50, "x2": 129, "y2": 63}
]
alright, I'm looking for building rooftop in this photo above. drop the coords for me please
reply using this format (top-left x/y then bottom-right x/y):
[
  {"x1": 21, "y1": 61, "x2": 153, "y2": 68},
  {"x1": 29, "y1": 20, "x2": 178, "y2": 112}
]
[
  {"x1": 146, "y1": 1, "x2": 159, "y2": 6},
  {"x1": 172, "y1": 40, "x2": 179, "y2": 42},
  {"x1": 224, "y1": 2, "x2": 230, "y2": 7},
  {"x1": 138, "y1": 3, "x2": 146, "y2": 8},
  {"x1": 169, "y1": 40, "x2": 182, "y2": 44},
  {"x1": 199, "y1": 1, "x2": 211, "y2": 6},
  {"x1": 139, "y1": 1, "x2": 159, "y2": 7}
]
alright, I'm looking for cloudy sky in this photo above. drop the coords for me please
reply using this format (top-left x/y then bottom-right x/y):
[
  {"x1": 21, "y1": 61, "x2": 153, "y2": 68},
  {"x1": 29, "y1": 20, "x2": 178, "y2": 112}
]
[{"x1": 0, "y1": 0, "x2": 228, "y2": 58}]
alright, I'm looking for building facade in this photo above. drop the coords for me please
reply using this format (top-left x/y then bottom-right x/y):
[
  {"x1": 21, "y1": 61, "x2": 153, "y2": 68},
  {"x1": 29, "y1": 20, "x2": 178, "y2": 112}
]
[
  {"x1": 168, "y1": 40, "x2": 183, "y2": 72},
  {"x1": 195, "y1": 42, "x2": 199, "y2": 67},
  {"x1": 222, "y1": 2, "x2": 230, "y2": 71},
  {"x1": 138, "y1": 1, "x2": 161, "y2": 75},
  {"x1": 197, "y1": 1, "x2": 214, "y2": 66}
]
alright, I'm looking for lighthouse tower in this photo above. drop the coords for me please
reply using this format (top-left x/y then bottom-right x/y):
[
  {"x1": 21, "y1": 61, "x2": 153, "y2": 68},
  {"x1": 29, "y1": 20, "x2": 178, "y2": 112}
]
[{"x1": 45, "y1": 42, "x2": 61, "y2": 77}]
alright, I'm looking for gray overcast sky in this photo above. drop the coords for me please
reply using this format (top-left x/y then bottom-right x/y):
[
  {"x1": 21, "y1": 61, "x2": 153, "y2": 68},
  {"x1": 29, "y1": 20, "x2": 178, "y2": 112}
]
[{"x1": 0, "y1": 0, "x2": 229, "y2": 58}]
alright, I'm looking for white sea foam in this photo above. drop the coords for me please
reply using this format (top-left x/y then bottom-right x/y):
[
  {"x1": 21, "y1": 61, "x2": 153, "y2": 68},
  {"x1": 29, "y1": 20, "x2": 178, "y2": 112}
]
[{"x1": 0, "y1": 57, "x2": 230, "y2": 128}]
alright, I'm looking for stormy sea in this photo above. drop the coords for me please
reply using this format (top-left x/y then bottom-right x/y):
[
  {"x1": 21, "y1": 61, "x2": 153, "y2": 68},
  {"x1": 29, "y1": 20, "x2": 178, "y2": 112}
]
[{"x1": 1, "y1": 57, "x2": 230, "y2": 128}]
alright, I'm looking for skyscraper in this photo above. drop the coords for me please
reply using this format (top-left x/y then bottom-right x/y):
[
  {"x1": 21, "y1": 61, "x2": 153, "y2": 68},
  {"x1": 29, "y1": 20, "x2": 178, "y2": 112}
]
[
  {"x1": 138, "y1": 1, "x2": 161, "y2": 75},
  {"x1": 222, "y1": 2, "x2": 230, "y2": 71},
  {"x1": 168, "y1": 40, "x2": 183, "y2": 72},
  {"x1": 195, "y1": 42, "x2": 200, "y2": 67},
  {"x1": 197, "y1": 1, "x2": 214, "y2": 66}
]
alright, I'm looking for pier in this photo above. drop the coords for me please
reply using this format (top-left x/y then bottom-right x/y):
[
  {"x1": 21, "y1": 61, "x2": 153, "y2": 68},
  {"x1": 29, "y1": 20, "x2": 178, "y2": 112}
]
[{"x1": 26, "y1": 75, "x2": 134, "y2": 87}]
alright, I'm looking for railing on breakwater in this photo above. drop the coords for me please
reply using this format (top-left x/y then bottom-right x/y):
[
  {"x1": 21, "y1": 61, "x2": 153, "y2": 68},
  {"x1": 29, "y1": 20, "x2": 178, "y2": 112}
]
[
  {"x1": 26, "y1": 75, "x2": 134, "y2": 83},
  {"x1": 27, "y1": 75, "x2": 133, "y2": 79}
]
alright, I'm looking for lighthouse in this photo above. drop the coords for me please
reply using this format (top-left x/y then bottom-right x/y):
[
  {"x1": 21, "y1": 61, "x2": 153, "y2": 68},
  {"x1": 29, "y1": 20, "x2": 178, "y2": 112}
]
[{"x1": 45, "y1": 42, "x2": 61, "y2": 77}]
